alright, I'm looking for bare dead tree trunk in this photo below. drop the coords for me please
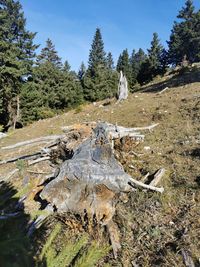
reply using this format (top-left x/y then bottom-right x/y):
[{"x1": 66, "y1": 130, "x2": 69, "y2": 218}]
[{"x1": 117, "y1": 71, "x2": 128, "y2": 101}]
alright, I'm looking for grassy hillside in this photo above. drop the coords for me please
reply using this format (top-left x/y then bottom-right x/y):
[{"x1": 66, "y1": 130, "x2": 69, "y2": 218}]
[{"x1": 0, "y1": 66, "x2": 200, "y2": 266}]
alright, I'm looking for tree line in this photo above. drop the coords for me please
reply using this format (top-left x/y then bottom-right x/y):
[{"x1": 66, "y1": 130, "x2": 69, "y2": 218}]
[{"x1": 0, "y1": 0, "x2": 199, "y2": 129}]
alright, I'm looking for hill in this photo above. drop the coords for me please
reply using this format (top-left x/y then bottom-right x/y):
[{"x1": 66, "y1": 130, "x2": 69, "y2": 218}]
[{"x1": 0, "y1": 66, "x2": 200, "y2": 266}]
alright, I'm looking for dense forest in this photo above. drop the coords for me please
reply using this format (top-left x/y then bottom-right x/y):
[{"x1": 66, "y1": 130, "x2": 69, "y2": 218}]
[{"x1": 0, "y1": 0, "x2": 200, "y2": 129}]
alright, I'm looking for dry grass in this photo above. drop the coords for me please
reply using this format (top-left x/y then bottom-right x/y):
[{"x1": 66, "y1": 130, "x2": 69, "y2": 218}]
[{"x1": 0, "y1": 67, "x2": 200, "y2": 266}]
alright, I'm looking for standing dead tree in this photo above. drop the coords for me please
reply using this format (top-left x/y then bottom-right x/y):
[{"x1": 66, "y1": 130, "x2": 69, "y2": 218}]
[{"x1": 117, "y1": 71, "x2": 128, "y2": 101}]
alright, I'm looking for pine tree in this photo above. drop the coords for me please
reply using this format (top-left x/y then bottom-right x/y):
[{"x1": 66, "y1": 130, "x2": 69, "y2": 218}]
[
  {"x1": 138, "y1": 33, "x2": 164, "y2": 84},
  {"x1": 134, "y1": 48, "x2": 147, "y2": 81},
  {"x1": 88, "y1": 28, "x2": 106, "y2": 76},
  {"x1": 177, "y1": 0, "x2": 195, "y2": 19},
  {"x1": 137, "y1": 33, "x2": 165, "y2": 84},
  {"x1": 63, "y1": 60, "x2": 71, "y2": 72},
  {"x1": 78, "y1": 62, "x2": 86, "y2": 81},
  {"x1": 129, "y1": 50, "x2": 137, "y2": 88},
  {"x1": 116, "y1": 49, "x2": 131, "y2": 84},
  {"x1": 21, "y1": 41, "x2": 83, "y2": 124},
  {"x1": 37, "y1": 38, "x2": 62, "y2": 69},
  {"x1": 148, "y1": 33, "x2": 164, "y2": 76},
  {"x1": 0, "y1": 0, "x2": 37, "y2": 128},
  {"x1": 168, "y1": 0, "x2": 200, "y2": 65},
  {"x1": 83, "y1": 28, "x2": 117, "y2": 101},
  {"x1": 106, "y1": 52, "x2": 114, "y2": 70}
]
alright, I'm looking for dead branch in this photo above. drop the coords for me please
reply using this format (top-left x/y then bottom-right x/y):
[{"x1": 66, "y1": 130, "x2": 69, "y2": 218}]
[
  {"x1": 141, "y1": 172, "x2": 150, "y2": 183},
  {"x1": 150, "y1": 168, "x2": 166, "y2": 187},
  {"x1": 158, "y1": 87, "x2": 169, "y2": 94},
  {"x1": 1, "y1": 135, "x2": 64, "y2": 150},
  {"x1": 27, "y1": 170, "x2": 52, "y2": 175},
  {"x1": 28, "y1": 156, "x2": 50, "y2": 166},
  {"x1": 0, "y1": 152, "x2": 43, "y2": 165},
  {"x1": 128, "y1": 177, "x2": 164, "y2": 193}
]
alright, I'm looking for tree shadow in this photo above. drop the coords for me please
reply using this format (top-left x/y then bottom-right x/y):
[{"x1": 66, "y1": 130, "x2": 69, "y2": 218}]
[
  {"x1": 0, "y1": 181, "x2": 47, "y2": 267},
  {"x1": 141, "y1": 66, "x2": 200, "y2": 93}
]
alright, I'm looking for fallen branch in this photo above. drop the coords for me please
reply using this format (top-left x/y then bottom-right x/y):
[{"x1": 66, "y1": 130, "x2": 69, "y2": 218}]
[
  {"x1": 27, "y1": 170, "x2": 52, "y2": 175},
  {"x1": 158, "y1": 87, "x2": 169, "y2": 94},
  {"x1": 141, "y1": 172, "x2": 150, "y2": 183},
  {"x1": 150, "y1": 168, "x2": 166, "y2": 187},
  {"x1": 1, "y1": 135, "x2": 64, "y2": 150},
  {"x1": 0, "y1": 152, "x2": 42, "y2": 165},
  {"x1": 28, "y1": 156, "x2": 50, "y2": 166},
  {"x1": 128, "y1": 177, "x2": 164, "y2": 193}
]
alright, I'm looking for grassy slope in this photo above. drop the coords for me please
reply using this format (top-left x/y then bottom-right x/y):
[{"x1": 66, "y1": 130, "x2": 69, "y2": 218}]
[{"x1": 0, "y1": 66, "x2": 200, "y2": 266}]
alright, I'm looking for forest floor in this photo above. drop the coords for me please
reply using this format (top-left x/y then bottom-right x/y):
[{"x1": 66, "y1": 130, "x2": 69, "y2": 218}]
[{"x1": 0, "y1": 66, "x2": 200, "y2": 266}]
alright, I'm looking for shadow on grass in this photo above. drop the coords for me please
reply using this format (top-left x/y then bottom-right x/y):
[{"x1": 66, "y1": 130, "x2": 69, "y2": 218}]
[
  {"x1": 0, "y1": 181, "x2": 46, "y2": 267},
  {"x1": 142, "y1": 66, "x2": 200, "y2": 93}
]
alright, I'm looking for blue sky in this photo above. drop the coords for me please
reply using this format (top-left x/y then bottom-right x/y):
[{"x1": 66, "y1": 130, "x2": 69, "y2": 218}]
[{"x1": 21, "y1": 0, "x2": 200, "y2": 71}]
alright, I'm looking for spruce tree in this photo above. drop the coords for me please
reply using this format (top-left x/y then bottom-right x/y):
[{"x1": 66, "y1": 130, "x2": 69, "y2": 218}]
[
  {"x1": 168, "y1": 0, "x2": 200, "y2": 65},
  {"x1": 88, "y1": 28, "x2": 106, "y2": 76},
  {"x1": 116, "y1": 49, "x2": 131, "y2": 84},
  {"x1": 0, "y1": 0, "x2": 37, "y2": 128},
  {"x1": 129, "y1": 50, "x2": 137, "y2": 88},
  {"x1": 78, "y1": 62, "x2": 86, "y2": 81},
  {"x1": 21, "y1": 40, "x2": 83, "y2": 124},
  {"x1": 148, "y1": 33, "x2": 164, "y2": 76},
  {"x1": 177, "y1": 0, "x2": 195, "y2": 19},
  {"x1": 134, "y1": 49, "x2": 147, "y2": 79},
  {"x1": 37, "y1": 38, "x2": 62, "y2": 69},
  {"x1": 106, "y1": 52, "x2": 114, "y2": 70},
  {"x1": 63, "y1": 60, "x2": 71, "y2": 73},
  {"x1": 83, "y1": 28, "x2": 117, "y2": 101},
  {"x1": 137, "y1": 33, "x2": 165, "y2": 84}
]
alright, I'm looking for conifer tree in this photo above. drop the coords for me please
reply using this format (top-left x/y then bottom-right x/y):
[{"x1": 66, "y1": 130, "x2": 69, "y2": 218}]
[
  {"x1": 106, "y1": 52, "x2": 114, "y2": 70},
  {"x1": 78, "y1": 62, "x2": 86, "y2": 81},
  {"x1": 116, "y1": 49, "x2": 131, "y2": 84},
  {"x1": 168, "y1": 0, "x2": 200, "y2": 65},
  {"x1": 0, "y1": 0, "x2": 37, "y2": 128},
  {"x1": 63, "y1": 60, "x2": 71, "y2": 72},
  {"x1": 83, "y1": 28, "x2": 117, "y2": 101},
  {"x1": 21, "y1": 41, "x2": 83, "y2": 124},
  {"x1": 37, "y1": 38, "x2": 62, "y2": 69},
  {"x1": 148, "y1": 33, "x2": 164, "y2": 75},
  {"x1": 137, "y1": 33, "x2": 165, "y2": 84},
  {"x1": 129, "y1": 50, "x2": 137, "y2": 88},
  {"x1": 88, "y1": 28, "x2": 106, "y2": 76}
]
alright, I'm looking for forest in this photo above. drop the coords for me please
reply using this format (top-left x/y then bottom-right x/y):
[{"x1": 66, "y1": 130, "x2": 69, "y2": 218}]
[{"x1": 0, "y1": 0, "x2": 200, "y2": 130}]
